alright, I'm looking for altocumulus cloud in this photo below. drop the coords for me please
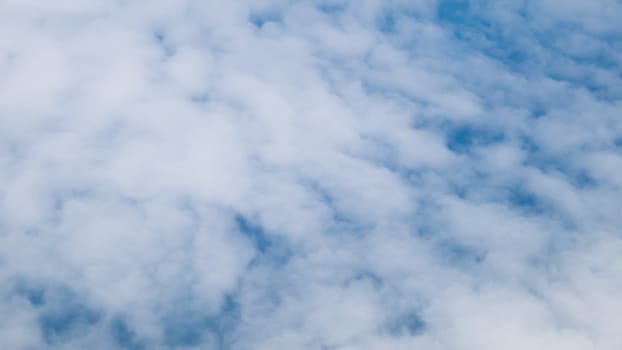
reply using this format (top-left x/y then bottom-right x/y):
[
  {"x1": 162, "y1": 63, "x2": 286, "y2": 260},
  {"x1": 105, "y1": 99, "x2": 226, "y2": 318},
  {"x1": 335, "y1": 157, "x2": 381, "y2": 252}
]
[{"x1": 1, "y1": 0, "x2": 621, "y2": 349}]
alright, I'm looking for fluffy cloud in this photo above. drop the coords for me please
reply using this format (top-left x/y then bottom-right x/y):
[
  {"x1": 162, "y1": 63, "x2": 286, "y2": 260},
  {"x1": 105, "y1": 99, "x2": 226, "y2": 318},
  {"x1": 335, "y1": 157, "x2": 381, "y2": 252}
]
[{"x1": 1, "y1": 0, "x2": 621, "y2": 349}]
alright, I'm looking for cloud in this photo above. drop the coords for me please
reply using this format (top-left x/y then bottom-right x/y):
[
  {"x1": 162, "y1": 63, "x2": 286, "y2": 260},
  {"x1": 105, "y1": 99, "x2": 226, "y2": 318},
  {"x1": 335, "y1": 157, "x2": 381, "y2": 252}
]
[{"x1": 1, "y1": 0, "x2": 621, "y2": 349}]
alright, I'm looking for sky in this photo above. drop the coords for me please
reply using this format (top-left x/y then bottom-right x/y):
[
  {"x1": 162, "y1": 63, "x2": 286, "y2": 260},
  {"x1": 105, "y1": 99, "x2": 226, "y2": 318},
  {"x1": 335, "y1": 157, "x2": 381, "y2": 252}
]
[{"x1": 0, "y1": 0, "x2": 621, "y2": 349}]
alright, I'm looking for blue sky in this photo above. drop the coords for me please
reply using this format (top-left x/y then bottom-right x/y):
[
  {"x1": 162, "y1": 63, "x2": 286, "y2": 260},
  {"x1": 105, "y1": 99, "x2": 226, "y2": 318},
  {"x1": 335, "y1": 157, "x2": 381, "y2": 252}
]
[{"x1": 1, "y1": 0, "x2": 621, "y2": 349}]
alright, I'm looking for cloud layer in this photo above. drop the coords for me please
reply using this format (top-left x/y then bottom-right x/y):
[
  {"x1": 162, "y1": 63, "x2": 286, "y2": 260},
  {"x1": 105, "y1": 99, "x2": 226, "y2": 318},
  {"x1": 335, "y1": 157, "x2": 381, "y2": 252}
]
[{"x1": 1, "y1": 0, "x2": 621, "y2": 349}]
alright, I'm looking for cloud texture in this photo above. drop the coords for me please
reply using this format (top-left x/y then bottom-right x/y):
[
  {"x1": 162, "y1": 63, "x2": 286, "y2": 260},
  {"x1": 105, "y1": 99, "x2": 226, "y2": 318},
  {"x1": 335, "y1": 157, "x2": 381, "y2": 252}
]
[{"x1": 1, "y1": 0, "x2": 622, "y2": 349}]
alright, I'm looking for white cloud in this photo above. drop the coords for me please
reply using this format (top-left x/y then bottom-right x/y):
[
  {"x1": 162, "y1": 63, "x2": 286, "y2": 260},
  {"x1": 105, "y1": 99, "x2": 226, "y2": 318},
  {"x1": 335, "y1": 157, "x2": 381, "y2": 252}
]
[{"x1": 1, "y1": 0, "x2": 621, "y2": 349}]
